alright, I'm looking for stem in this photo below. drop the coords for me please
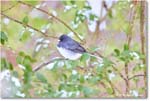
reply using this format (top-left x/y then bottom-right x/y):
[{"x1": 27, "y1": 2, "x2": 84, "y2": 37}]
[
  {"x1": 18, "y1": 1, "x2": 83, "y2": 42},
  {"x1": 1, "y1": 2, "x2": 18, "y2": 12},
  {"x1": 128, "y1": 74, "x2": 145, "y2": 80},
  {"x1": 124, "y1": 63, "x2": 129, "y2": 94},
  {"x1": 140, "y1": 1, "x2": 146, "y2": 95},
  {"x1": 33, "y1": 58, "x2": 66, "y2": 72},
  {"x1": 1, "y1": 13, "x2": 58, "y2": 39}
]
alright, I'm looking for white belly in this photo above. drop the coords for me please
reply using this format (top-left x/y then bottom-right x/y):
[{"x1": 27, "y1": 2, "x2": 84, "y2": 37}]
[{"x1": 57, "y1": 46, "x2": 82, "y2": 60}]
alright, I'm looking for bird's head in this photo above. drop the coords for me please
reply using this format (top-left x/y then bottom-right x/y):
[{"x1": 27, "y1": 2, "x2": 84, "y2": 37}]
[{"x1": 59, "y1": 34, "x2": 70, "y2": 42}]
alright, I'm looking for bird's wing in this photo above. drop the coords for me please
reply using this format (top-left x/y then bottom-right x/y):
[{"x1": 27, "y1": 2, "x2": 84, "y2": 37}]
[{"x1": 65, "y1": 40, "x2": 86, "y2": 53}]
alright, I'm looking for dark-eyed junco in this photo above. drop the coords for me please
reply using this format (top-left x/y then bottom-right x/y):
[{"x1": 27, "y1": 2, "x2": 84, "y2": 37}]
[{"x1": 57, "y1": 34, "x2": 86, "y2": 60}]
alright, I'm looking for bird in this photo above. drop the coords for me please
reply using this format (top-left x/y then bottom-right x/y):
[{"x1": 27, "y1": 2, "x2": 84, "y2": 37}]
[{"x1": 57, "y1": 34, "x2": 86, "y2": 60}]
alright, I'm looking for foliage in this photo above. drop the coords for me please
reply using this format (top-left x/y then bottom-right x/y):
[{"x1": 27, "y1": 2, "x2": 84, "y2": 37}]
[{"x1": 0, "y1": 0, "x2": 146, "y2": 98}]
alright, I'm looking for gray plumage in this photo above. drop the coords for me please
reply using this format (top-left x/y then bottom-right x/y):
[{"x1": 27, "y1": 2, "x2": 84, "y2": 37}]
[{"x1": 57, "y1": 34, "x2": 86, "y2": 54}]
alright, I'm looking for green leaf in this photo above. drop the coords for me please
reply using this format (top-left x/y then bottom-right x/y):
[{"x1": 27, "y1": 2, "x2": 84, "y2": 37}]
[
  {"x1": 106, "y1": 88, "x2": 113, "y2": 94},
  {"x1": 80, "y1": 53, "x2": 90, "y2": 62},
  {"x1": 108, "y1": 10, "x2": 113, "y2": 18},
  {"x1": 0, "y1": 31, "x2": 8, "y2": 45},
  {"x1": 124, "y1": 44, "x2": 129, "y2": 51},
  {"x1": 103, "y1": 58, "x2": 113, "y2": 67},
  {"x1": 89, "y1": 14, "x2": 95, "y2": 21},
  {"x1": 0, "y1": 58, "x2": 13, "y2": 70},
  {"x1": 114, "y1": 49, "x2": 120, "y2": 56},
  {"x1": 88, "y1": 76, "x2": 100, "y2": 84},
  {"x1": 79, "y1": 75, "x2": 85, "y2": 83},
  {"x1": 82, "y1": 86, "x2": 94, "y2": 97},
  {"x1": 36, "y1": 72, "x2": 47, "y2": 83},
  {"x1": 96, "y1": 64, "x2": 104, "y2": 73},
  {"x1": 70, "y1": 0, "x2": 75, "y2": 4},
  {"x1": 19, "y1": 30, "x2": 30, "y2": 42},
  {"x1": 22, "y1": 16, "x2": 29, "y2": 25}
]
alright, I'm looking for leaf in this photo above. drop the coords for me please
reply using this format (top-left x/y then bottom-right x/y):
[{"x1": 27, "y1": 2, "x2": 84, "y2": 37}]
[
  {"x1": 106, "y1": 88, "x2": 113, "y2": 94},
  {"x1": 84, "y1": 6, "x2": 92, "y2": 10},
  {"x1": 0, "y1": 58, "x2": 13, "y2": 70},
  {"x1": 114, "y1": 49, "x2": 120, "y2": 56},
  {"x1": 88, "y1": 76, "x2": 100, "y2": 84},
  {"x1": 19, "y1": 30, "x2": 30, "y2": 42},
  {"x1": 0, "y1": 31, "x2": 8, "y2": 45},
  {"x1": 80, "y1": 53, "x2": 90, "y2": 62},
  {"x1": 70, "y1": 0, "x2": 75, "y2": 4},
  {"x1": 89, "y1": 14, "x2": 95, "y2": 21},
  {"x1": 22, "y1": 16, "x2": 29, "y2": 25},
  {"x1": 124, "y1": 44, "x2": 129, "y2": 51},
  {"x1": 36, "y1": 72, "x2": 47, "y2": 83},
  {"x1": 79, "y1": 75, "x2": 85, "y2": 83},
  {"x1": 82, "y1": 86, "x2": 94, "y2": 97},
  {"x1": 108, "y1": 10, "x2": 113, "y2": 18},
  {"x1": 103, "y1": 58, "x2": 113, "y2": 67}
]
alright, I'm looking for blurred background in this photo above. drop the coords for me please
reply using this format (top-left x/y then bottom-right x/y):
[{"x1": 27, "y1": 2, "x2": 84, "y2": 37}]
[{"x1": 0, "y1": 0, "x2": 147, "y2": 98}]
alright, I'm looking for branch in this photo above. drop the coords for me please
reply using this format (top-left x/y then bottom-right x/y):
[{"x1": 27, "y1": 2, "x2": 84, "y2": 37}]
[
  {"x1": 140, "y1": 1, "x2": 146, "y2": 95},
  {"x1": 1, "y1": 13, "x2": 58, "y2": 39},
  {"x1": 18, "y1": 1, "x2": 83, "y2": 42},
  {"x1": 129, "y1": 74, "x2": 145, "y2": 80},
  {"x1": 33, "y1": 57, "x2": 66, "y2": 72},
  {"x1": 1, "y1": 2, "x2": 18, "y2": 12},
  {"x1": 99, "y1": 2, "x2": 116, "y2": 24}
]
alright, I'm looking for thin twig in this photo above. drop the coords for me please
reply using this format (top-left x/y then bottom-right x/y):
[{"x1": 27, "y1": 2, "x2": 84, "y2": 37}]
[
  {"x1": 33, "y1": 57, "x2": 66, "y2": 72},
  {"x1": 1, "y1": 13, "x2": 58, "y2": 39},
  {"x1": 99, "y1": 2, "x2": 116, "y2": 24},
  {"x1": 140, "y1": 1, "x2": 146, "y2": 90},
  {"x1": 124, "y1": 63, "x2": 129, "y2": 94},
  {"x1": 128, "y1": 74, "x2": 145, "y2": 80},
  {"x1": 18, "y1": 1, "x2": 83, "y2": 42},
  {"x1": 1, "y1": 2, "x2": 18, "y2": 12}
]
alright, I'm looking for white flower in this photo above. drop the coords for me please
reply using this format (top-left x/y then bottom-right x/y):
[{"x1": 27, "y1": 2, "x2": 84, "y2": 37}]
[
  {"x1": 11, "y1": 77, "x2": 21, "y2": 87},
  {"x1": 16, "y1": 91, "x2": 25, "y2": 97},
  {"x1": 108, "y1": 72, "x2": 116, "y2": 81},
  {"x1": 76, "y1": 91, "x2": 80, "y2": 96},
  {"x1": 52, "y1": 10, "x2": 57, "y2": 16},
  {"x1": 129, "y1": 52, "x2": 140, "y2": 60},
  {"x1": 60, "y1": 90, "x2": 68, "y2": 97},
  {"x1": 0, "y1": 70, "x2": 11, "y2": 81},
  {"x1": 45, "y1": 62, "x2": 56, "y2": 70},
  {"x1": 3, "y1": 18, "x2": 10, "y2": 25},
  {"x1": 64, "y1": 5, "x2": 72, "y2": 12},
  {"x1": 43, "y1": 40, "x2": 50, "y2": 44},
  {"x1": 67, "y1": 32, "x2": 74, "y2": 37},
  {"x1": 43, "y1": 44, "x2": 48, "y2": 48},
  {"x1": 57, "y1": 61, "x2": 64, "y2": 67},
  {"x1": 18, "y1": 64, "x2": 26, "y2": 70},
  {"x1": 130, "y1": 90, "x2": 139, "y2": 97},
  {"x1": 72, "y1": 70, "x2": 77, "y2": 75},
  {"x1": 36, "y1": 38, "x2": 44, "y2": 43},
  {"x1": 35, "y1": 44, "x2": 42, "y2": 52}
]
